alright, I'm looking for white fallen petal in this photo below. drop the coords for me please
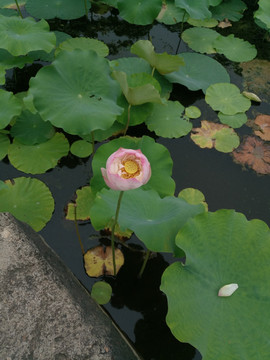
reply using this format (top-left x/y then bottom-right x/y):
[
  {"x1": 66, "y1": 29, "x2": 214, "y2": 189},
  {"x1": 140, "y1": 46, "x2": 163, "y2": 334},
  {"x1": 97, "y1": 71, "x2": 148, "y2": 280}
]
[{"x1": 218, "y1": 283, "x2": 238, "y2": 297}]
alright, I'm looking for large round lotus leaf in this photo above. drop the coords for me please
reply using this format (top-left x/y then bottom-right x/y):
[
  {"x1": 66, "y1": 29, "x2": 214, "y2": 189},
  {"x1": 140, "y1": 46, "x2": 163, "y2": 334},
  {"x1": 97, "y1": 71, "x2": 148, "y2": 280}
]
[
  {"x1": 90, "y1": 188, "x2": 205, "y2": 253},
  {"x1": 25, "y1": 0, "x2": 91, "y2": 20},
  {"x1": 8, "y1": 132, "x2": 69, "y2": 174},
  {"x1": 117, "y1": 0, "x2": 162, "y2": 25},
  {"x1": 0, "y1": 177, "x2": 54, "y2": 231},
  {"x1": 218, "y1": 112, "x2": 247, "y2": 128},
  {"x1": 29, "y1": 49, "x2": 123, "y2": 136},
  {"x1": 211, "y1": 0, "x2": 247, "y2": 21},
  {"x1": 213, "y1": 34, "x2": 257, "y2": 62},
  {"x1": 0, "y1": 49, "x2": 33, "y2": 85},
  {"x1": 156, "y1": 0, "x2": 186, "y2": 25},
  {"x1": 10, "y1": 110, "x2": 55, "y2": 145},
  {"x1": 0, "y1": 133, "x2": 9, "y2": 160},
  {"x1": 182, "y1": 27, "x2": 219, "y2": 54},
  {"x1": 165, "y1": 53, "x2": 230, "y2": 93},
  {"x1": 116, "y1": 95, "x2": 154, "y2": 126},
  {"x1": 254, "y1": 0, "x2": 270, "y2": 29},
  {"x1": 205, "y1": 83, "x2": 251, "y2": 115},
  {"x1": 0, "y1": 15, "x2": 56, "y2": 56},
  {"x1": 90, "y1": 135, "x2": 175, "y2": 197},
  {"x1": 145, "y1": 100, "x2": 192, "y2": 138},
  {"x1": 0, "y1": 89, "x2": 22, "y2": 129},
  {"x1": 161, "y1": 209, "x2": 270, "y2": 360},
  {"x1": 175, "y1": 0, "x2": 211, "y2": 19},
  {"x1": 55, "y1": 37, "x2": 109, "y2": 58}
]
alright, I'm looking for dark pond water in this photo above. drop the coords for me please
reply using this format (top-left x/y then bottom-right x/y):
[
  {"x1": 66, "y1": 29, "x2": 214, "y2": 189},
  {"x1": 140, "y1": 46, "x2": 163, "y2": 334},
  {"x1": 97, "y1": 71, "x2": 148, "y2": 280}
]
[{"x1": 1, "y1": 3, "x2": 270, "y2": 360}]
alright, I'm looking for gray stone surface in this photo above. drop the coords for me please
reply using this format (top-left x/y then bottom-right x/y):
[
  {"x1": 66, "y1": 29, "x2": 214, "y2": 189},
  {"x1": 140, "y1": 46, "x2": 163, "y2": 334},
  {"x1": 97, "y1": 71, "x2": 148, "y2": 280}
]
[{"x1": 0, "y1": 213, "x2": 142, "y2": 360}]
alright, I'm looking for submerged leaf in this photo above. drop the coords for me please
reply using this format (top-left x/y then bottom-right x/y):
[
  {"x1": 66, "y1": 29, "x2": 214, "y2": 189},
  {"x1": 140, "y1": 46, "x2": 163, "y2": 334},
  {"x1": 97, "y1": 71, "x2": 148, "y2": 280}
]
[{"x1": 254, "y1": 114, "x2": 270, "y2": 141}]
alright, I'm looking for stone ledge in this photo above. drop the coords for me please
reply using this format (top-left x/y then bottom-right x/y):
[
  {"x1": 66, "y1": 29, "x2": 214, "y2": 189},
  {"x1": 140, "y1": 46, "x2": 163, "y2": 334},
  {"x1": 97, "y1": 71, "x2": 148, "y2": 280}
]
[{"x1": 0, "y1": 213, "x2": 142, "y2": 360}]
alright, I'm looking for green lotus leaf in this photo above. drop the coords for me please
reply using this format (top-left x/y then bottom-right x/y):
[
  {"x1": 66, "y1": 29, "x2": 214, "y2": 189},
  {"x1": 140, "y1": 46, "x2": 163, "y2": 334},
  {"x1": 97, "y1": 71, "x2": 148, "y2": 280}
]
[
  {"x1": 185, "y1": 106, "x2": 201, "y2": 119},
  {"x1": 0, "y1": 8, "x2": 18, "y2": 16},
  {"x1": 90, "y1": 188, "x2": 205, "y2": 253},
  {"x1": 0, "y1": 89, "x2": 22, "y2": 129},
  {"x1": 0, "y1": 49, "x2": 33, "y2": 85},
  {"x1": 213, "y1": 34, "x2": 257, "y2": 62},
  {"x1": 175, "y1": 0, "x2": 211, "y2": 19},
  {"x1": 112, "y1": 71, "x2": 162, "y2": 105},
  {"x1": 70, "y1": 140, "x2": 92, "y2": 158},
  {"x1": 25, "y1": 0, "x2": 91, "y2": 20},
  {"x1": 116, "y1": 95, "x2": 154, "y2": 126},
  {"x1": 66, "y1": 186, "x2": 95, "y2": 220},
  {"x1": 145, "y1": 100, "x2": 192, "y2": 138},
  {"x1": 55, "y1": 37, "x2": 109, "y2": 57},
  {"x1": 8, "y1": 132, "x2": 69, "y2": 174},
  {"x1": 178, "y1": 187, "x2": 208, "y2": 211},
  {"x1": 161, "y1": 209, "x2": 270, "y2": 360},
  {"x1": 91, "y1": 121, "x2": 125, "y2": 142},
  {"x1": 0, "y1": 180, "x2": 8, "y2": 190},
  {"x1": 91, "y1": 281, "x2": 112, "y2": 305},
  {"x1": 0, "y1": 177, "x2": 54, "y2": 231},
  {"x1": 0, "y1": 15, "x2": 56, "y2": 56},
  {"x1": 117, "y1": 0, "x2": 162, "y2": 25},
  {"x1": 165, "y1": 53, "x2": 230, "y2": 93},
  {"x1": 211, "y1": 0, "x2": 247, "y2": 21},
  {"x1": 205, "y1": 83, "x2": 251, "y2": 115},
  {"x1": 29, "y1": 49, "x2": 123, "y2": 136},
  {"x1": 214, "y1": 127, "x2": 240, "y2": 152},
  {"x1": 156, "y1": 1, "x2": 186, "y2": 25},
  {"x1": 218, "y1": 112, "x2": 247, "y2": 128},
  {"x1": 10, "y1": 110, "x2": 55, "y2": 145},
  {"x1": 101, "y1": 0, "x2": 117, "y2": 6},
  {"x1": 182, "y1": 27, "x2": 219, "y2": 54},
  {"x1": 0, "y1": 133, "x2": 9, "y2": 160},
  {"x1": 131, "y1": 40, "x2": 184, "y2": 74},
  {"x1": 208, "y1": 0, "x2": 222, "y2": 5},
  {"x1": 254, "y1": 0, "x2": 270, "y2": 29},
  {"x1": 90, "y1": 135, "x2": 175, "y2": 197},
  {"x1": 18, "y1": 92, "x2": 37, "y2": 114},
  {"x1": 0, "y1": 0, "x2": 25, "y2": 7},
  {"x1": 187, "y1": 17, "x2": 218, "y2": 27}
]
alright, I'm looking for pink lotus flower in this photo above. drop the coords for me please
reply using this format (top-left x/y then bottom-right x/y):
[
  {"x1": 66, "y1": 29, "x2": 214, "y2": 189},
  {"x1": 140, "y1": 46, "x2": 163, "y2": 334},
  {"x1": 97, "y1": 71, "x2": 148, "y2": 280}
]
[{"x1": 101, "y1": 148, "x2": 151, "y2": 191}]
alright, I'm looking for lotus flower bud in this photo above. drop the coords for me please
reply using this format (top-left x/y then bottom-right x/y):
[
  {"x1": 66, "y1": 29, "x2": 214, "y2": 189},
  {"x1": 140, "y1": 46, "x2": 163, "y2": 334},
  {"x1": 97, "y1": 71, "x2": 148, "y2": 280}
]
[
  {"x1": 218, "y1": 283, "x2": 238, "y2": 297},
  {"x1": 101, "y1": 148, "x2": 151, "y2": 191}
]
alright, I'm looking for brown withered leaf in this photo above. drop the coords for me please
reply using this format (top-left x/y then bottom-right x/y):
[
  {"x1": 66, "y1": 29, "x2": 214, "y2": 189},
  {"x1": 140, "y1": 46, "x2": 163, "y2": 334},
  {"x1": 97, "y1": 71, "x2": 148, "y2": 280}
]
[
  {"x1": 232, "y1": 136, "x2": 270, "y2": 174},
  {"x1": 84, "y1": 246, "x2": 124, "y2": 277},
  {"x1": 218, "y1": 19, "x2": 232, "y2": 28},
  {"x1": 254, "y1": 114, "x2": 270, "y2": 141}
]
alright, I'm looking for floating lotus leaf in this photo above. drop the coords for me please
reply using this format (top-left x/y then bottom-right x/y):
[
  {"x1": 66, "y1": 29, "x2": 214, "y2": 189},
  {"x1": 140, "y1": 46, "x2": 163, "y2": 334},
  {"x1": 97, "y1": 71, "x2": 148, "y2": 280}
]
[
  {"x1": 131, "y1": 40, "x2": 184, "y2": 74},
  {"x1": 29, "y1": 49, "x2": 123, "y2": 136},
  {"x1": 25, "y1": 0, "x2": 91, "y2": 20},
  {"x1": 10, "y1": 110, "x2": 55, "y2": 145},
  {"x1": 156, "y1": 1, "x2": 186, "y2": 25},
  {"x1": 84, "y1": 246, "x2": 124, "y2": 277},
  {"x1": 8, "y1": 132, "x2": 69, "y2": 174},
  {"x1": 90, "y1": 188, "x2": 204, "y2": 253},
  {"x1": 211, "y1": 0, "x2": 247, "y2": 21},
  {"x1": 91, "y1": 135, "x2": 175, "y2": 197},
  {"x1": 254, "y1": 114, "x2": 270, "y2": 141},
  {"x1": 0, "y1": 180, "x2": 8, "y2": 190},
  {"x1": 0, "y1": 15, "x2": 56, "y2": 56},
  {"x1": 0, "y1": 177, "x2": 54, "y2": 231},
  {"x1": 178, "y1": 187, "x2": 208, "y2": 211},
  {"x1": 191, "y1": 120, "x2": 240, "y2": 153},
  {"x1": 70, "y1": 140, "x2": 92, "y2": 158},
  {"x1": 254, "y1": 0, "x2": 270, "y2": 29},
  {"x1": 161, "y1": 209, "x2": 270, "y2": 360},
  {"x1": 0, "y1": 8, "x2": 18, "y2": 16},
  {"x1": 175, "y1": 0, "x2": 211, "y2": 19},
  {"x1": 182, "y1": 27, "x2": 219, "y2": 54},
  {"x1": 91, "y1": 121, "x2": 125, "y2": 142},
  {"x1": 213, "y1": 34, "x2": 257, "y2": 62},
  {"x1": 66, "y1": 186, "x2": 95, "y2": 221},
  {"x1": 91, "y1": 281, "x2": 112, "y2": 305},
  {"x1": 185, "y1": 106, "x2": 201, "y2": 119},
  {"x1": 145, "y1": 100, "x2": 192, "y2": 138},
  {"x1": 101, "y1": 0, "x2": 117, "y2": 6},
  {"x1": 117, "y1": 0, "x2": 162, "y2": 25},
  {"x1": 205, "y1": 83, "x2": 251, "y2": 115},
  {"x1": 0, "y1": 89, "x2": 22, "y2": 129},
  {"x1": 0, "y1": 0, "x2": 25, "y2": 7},
  {"x1": 0, "y1": 133, "x2": 9, "y2": 160},
  {"x1": 218, "y1": 112, "x2": 247, "y2": 128},
  {"x1": 187, "y1": 17, "x2": 218, "y2": 27},
  {"x1": 165, "y1": 53, "x2": 230, "y2": 93},
  {"x1": 0, "y1": 49, "x2": 33, "y2": 85},
  {"x1": 232, "y1": 136, "x2": 270, "y2": 174},
  {"x1": 55, "y1": 37, "x2": 109, "y2": 57}
]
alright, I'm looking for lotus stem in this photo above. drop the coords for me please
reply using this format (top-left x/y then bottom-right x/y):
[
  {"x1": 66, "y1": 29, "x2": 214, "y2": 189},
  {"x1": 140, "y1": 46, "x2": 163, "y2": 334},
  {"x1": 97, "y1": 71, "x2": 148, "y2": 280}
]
[
  {"x1": 175, "y1": 11, "x2": 187, "y2": 54},
  {"x1": 138, "y1": 249, "x2": 151, "y2": 279},
  {"x1": 14, "y1": 0, "x2": 23, "y2": 18},
  {"x1": 124, "y1": 104, "x2": 131, "y2": 136},
  {"x1": 74, "y1": 205, "x2": 85, "y2": 255},
  {"x1": 151, "y1": 67, "x2": 156, "y2": 77},
  {"x1": 111, "y1": 191, "x2": 124, "y2": 276}
]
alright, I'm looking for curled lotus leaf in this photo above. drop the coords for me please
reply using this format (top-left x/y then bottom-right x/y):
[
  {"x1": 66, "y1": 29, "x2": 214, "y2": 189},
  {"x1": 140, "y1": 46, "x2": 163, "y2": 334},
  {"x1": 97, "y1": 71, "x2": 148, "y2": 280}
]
[
  {"x1": 254, "y1": 114, "x2": 270, "y2": 141},
  {"x1": 232, "y1": 136, "x2": 270, "y2": 175}
]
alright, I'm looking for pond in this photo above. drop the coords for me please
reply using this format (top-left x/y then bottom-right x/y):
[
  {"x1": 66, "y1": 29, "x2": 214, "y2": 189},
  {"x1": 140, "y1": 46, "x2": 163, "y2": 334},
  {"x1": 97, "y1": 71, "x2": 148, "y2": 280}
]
[{"x1": 0, "y1": 1, "x2": 270, "y2": 359}]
